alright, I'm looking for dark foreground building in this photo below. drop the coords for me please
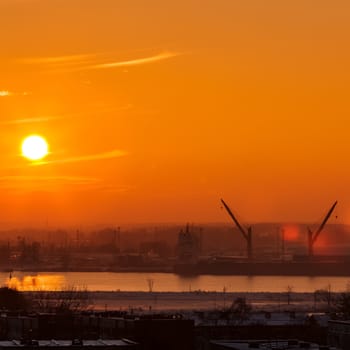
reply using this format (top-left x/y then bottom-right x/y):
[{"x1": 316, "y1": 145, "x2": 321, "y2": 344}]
[
  {"x1": 0, "y1": 340, "x2": 139, "y2": 350},
  {"x1": 328, "y1": 320, "x2": 350, "y2": 349},
  {"x1": 0, "y1": 314, "x2": 194, "y2": 350},
  {"x1": 210, "y1": 339, "x2": 338, "y2": 349}
]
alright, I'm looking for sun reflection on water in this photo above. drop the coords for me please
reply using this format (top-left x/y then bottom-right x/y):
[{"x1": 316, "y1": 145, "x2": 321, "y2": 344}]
[{"x1": 6, "y1": 274, "x2": 65, "y2": 291}]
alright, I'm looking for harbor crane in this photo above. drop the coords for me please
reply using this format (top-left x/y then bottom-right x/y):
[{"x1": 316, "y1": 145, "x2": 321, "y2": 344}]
[
  {"x1": 221, "y1": 199, "x2": 253, "y2": 261},
  {"x1": 307, "y1": 201, "x2": 338, "y2": 257}
]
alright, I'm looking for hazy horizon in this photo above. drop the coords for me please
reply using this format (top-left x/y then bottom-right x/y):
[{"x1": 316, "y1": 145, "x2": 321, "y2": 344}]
[{"x1": 0, "y1": 219, "x2": 345, "y2": 231}]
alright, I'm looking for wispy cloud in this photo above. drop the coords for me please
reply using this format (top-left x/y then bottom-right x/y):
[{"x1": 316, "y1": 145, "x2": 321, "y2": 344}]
[
  {"x1": 0, "y1": 116, "x2": 61, "y2": 125},
  {"x1": 0, "y1": 175, "x2": 100, "y2": 185},
  {"x1": 0, "y1": 91, "x2": 30, "y2": 97},
  {"x1": 0, "y1": 105, "x2": 133, "y2": 126},
  {"x1": 0, "y1": 175, "x2": 101, "y2": 191},
  {"x1": 0, "y1": 175, "x2": 129, "y2": 193},
  {"x1": 85, "y1": 51, "x2": 179, "y2": 70},
  {"x1": 0, "y1": 91, "x2": 11, "y2": 97},
  {"x1": 19, "y1": 53, "x2": 94, "y2": 65},
  {"x1": 34, "y1": 149, "x2": 126, "y2": 166},
  {"x1": 20, "y1": 51, "x2": 182, "y2": 72}
]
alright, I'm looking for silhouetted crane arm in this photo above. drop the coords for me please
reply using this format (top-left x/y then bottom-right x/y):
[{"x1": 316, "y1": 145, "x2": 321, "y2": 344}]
[
  {"x1": 312, "y1": 201, "x2": 338, "y2": 245},
  {"x1": 221, "y1": 199, "x2": 248, "y2": 240}
]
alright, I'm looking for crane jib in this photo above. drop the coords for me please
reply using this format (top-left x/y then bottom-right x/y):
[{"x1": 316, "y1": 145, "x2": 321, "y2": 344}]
[
  {"x1": 311, "y1": 201, "x2": 338, "y2": 245},
  {"x1": 220, "y1": 199, "x2": 248, "y2": 241}
]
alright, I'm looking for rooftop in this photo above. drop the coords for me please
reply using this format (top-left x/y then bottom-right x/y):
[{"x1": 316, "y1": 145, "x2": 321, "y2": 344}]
[
  {"x1": 0, "y1": 340, "x2": 138, "y2": 348},
  {"x1": 210, "y1": 340, "x2": 338, "y2": 350}
]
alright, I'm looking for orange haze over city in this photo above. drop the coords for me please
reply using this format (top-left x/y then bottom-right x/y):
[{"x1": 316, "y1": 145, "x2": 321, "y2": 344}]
[{"x1": 0, "y1": 0, "x2": 349, "y2": 227}]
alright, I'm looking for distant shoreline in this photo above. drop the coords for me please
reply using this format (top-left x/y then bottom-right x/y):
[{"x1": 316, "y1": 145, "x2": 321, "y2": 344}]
[
  {"x1": 3, "y1": 267, "x2": 173, "y2": 273},
  {"x1": 23, "y1": 290, "x2": 342, "y2": 312}
]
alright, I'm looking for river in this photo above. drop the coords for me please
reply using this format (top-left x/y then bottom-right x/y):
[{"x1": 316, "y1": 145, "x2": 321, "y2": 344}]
[{"x1": 3, "y1": 271, "x2": 350, "y2": 292}]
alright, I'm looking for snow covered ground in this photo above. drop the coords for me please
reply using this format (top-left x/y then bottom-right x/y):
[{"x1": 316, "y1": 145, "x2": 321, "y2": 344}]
[{"x1": 87, "y1": 291, "x2": 337, "y2": 312}]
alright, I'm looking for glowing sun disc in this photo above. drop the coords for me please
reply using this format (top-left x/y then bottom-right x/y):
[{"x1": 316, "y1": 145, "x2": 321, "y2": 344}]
[{"x1": 21, "y1": 135, "x2": 49, "y2": 161}]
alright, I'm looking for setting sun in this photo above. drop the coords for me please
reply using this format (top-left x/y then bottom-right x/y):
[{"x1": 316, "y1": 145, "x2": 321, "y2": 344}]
[{"x1": 21, "y1": 135, "x2": 49, "y2": 161}]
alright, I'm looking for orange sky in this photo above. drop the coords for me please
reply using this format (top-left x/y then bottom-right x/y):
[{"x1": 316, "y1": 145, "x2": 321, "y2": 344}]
[{"x1": 0, "y1": 0, "x2": 349, "y2": 227}]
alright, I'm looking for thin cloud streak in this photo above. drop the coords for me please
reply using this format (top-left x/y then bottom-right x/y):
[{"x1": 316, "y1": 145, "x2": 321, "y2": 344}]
[
  {"x1": 22, "y1": 51, "x2": 182, "y2": 73},
  {"x1": 35, "y1": 149, "x2": 126, "y2": 166},
  {"x1": 0, "y1": 105, "x2": 133, "y2": 126},
  {"x1": 0, "y1": 175, "x2": 103, "y2": 192},
  {"x1": 0, "y1": 176, "x2": 101, "y2": 192},
  {"x1": 0, "y1": 116, "x2": 61, "y2": 125},
  {"x1": 86, "y1": 51, "x2": 180, "y2": 70},
  {"x1": 19, "y1": 54, "x2": 94, "y2": 65},
  {"x1": 21, "y1": 51, "x2": 180, "y2": 69},
  {"x1": 0, "y1": 175, "x2": 100, "y2": 185},
  {"x1": 0, "y1": 91, "x2": 11, "y2": 97},
  {"x1": 0, "y1": 91, "x2": 30, "y2": 97}
]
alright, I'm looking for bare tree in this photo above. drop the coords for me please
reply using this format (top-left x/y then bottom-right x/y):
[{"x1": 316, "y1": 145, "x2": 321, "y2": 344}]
[
  {"x1": 30, "y1": 286, "x2": 92, "y2": 313},
  {"x1": 223, "y1": 286, "x2": 227, "y2": 309},
  {"x1": 286, "y1": 285, "x2": 293, "y2": 305},
  {"x1": 229, "y1": 297, "x2": 252, "y2": 324},
  {"x1": 335, "y1": 291, "x2": 350, "y2": 319},
  {"x1": 314, "y1": 284, "x2": 332, "y2": 311},
  {"x1": 146, "y1": 278, "x2": 154, "y2": 293}
]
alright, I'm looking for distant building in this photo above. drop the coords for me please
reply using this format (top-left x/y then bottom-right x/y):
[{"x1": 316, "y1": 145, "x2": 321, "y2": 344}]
[{"x1": 177, "y1": 224, "x2": 200, "y2": 263}]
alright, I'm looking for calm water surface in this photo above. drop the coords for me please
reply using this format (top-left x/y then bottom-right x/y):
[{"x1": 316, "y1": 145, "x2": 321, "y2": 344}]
[{"x1": 3, "y1": 272, "x2": 350, "y2": 292}]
